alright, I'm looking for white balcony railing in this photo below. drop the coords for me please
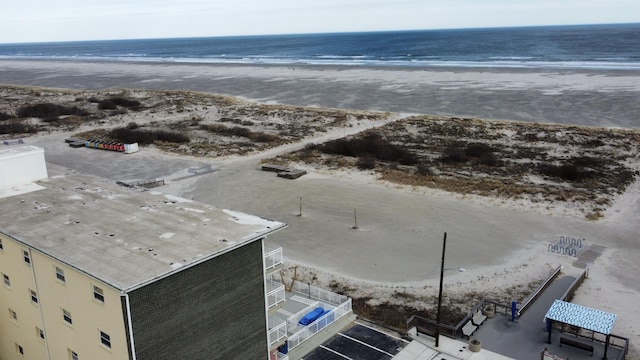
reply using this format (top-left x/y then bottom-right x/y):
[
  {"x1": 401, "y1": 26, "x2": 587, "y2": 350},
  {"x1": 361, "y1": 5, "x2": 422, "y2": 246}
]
[
  {"x1": 289, "y1": 280, "x2": 349, "y2": 306},
  {"x1": 264, "y1": 245, "x2": 283, "y2": 271},
  {"x1": 268, "y1": 316, "x2": 287, "y2": 346},
  {"x1": 266, "y1": 279, "x2": 286, "y2": 309},
  {"x1": 287, "y1": 298, "x2": 352, "y2": 350},
  {"x1": 264, "y1": 265, "x2": 353, "y2": 355},
  {"x1": 286, "y1": 301, "x2": 320, "y2": 333}
]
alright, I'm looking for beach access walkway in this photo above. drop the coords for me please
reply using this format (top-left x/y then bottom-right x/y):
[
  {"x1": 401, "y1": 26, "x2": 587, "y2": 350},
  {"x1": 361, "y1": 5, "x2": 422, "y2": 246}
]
[
  {"x1": 474, "y1": 274, "x2": 625, "y2": 359},
  {"x1": 403, "y1": 274, "x2": 627, "y2": 360}
]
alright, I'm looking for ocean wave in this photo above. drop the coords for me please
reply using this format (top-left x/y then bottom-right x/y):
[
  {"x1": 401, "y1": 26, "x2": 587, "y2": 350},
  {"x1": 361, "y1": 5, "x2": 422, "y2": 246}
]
[
  {"x1": 488, "y1": 56, "x2": 536, "y2": 60},
  {"x1": 2, "y1": 25, "x2": 639, "y2": 71},
  {"x1": 1, "y1": 54, "x2": 638, "y2": 71}
]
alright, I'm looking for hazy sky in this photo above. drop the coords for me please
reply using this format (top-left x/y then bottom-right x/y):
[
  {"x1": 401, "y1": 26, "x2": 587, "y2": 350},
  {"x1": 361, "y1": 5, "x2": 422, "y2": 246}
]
[{"x1": 1, "y1": 0, "x2": 638, "y2": 43}]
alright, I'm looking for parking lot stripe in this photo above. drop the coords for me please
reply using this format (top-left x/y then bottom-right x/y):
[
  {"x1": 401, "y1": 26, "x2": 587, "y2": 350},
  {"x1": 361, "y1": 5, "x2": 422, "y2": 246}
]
[
  {"x1": 338, "y1": 333, "x2": 395, "y2": 357},
  {"x1": 319, "y1": 345, "x2": 352, "y2": 359}
]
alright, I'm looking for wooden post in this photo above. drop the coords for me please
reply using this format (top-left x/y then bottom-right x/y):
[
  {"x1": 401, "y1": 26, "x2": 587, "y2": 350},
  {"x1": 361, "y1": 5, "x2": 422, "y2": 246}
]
[
  {"x1": 352, "y1": 208, "x2": 358, "y2": 229},
  {"x1": 298, "y1": 197, "x2": 302, "y2": 217}
]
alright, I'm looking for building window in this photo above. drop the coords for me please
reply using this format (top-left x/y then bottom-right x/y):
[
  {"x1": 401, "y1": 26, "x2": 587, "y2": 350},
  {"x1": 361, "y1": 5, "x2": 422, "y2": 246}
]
[
  {"x1": 23, "y1": 250, "x2": 31, "y2": 266},
  {"x1": 68, "y1": 349, "x2": 79, "y2": 360},
  {"x1": 29, "y1": 289, "x2": 38, "y2": 304},
  {"x1": 62, "y1": 309, "x2": 72, "y2": 325},
  {"x1": 2, "y1": 273, "x2": 9, "y2": 287},
  {"x1": 9, "y1": 308, "x2": 17, "y2": 321},
  {"x1": 100, "y1": 331, "x2": 111, "y2": 348},
  {"x1": 16, "y1": 343, "x2": 24, "y2": 357},
  {"x1": 55, "y1": 266, "x2": 65, "y2": 283},
  {"x1": 93, "y1": 285, "x2": 105, "y2": 303},
  {"x1": 36, "y1": 327, "x2": 45, "y2": 341}
]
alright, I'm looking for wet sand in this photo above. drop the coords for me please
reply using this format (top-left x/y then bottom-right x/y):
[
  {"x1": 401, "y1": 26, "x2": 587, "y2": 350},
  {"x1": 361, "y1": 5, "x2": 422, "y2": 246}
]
[{"x1": 1, "y1": 59, "x2": 640, "y2": 127}]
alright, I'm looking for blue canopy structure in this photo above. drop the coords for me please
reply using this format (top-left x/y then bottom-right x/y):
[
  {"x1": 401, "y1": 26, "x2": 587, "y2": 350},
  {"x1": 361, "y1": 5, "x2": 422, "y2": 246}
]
[
  {"x1": 545, "y1": 299, "x2": 618, "y2": 358},
  {"x1": 545, "y1": 299, "x2": 617, "y2": 335}
]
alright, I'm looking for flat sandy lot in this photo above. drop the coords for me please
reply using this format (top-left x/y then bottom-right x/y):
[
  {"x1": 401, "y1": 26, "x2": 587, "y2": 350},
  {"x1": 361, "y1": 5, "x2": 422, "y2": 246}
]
[{"x1": 2, "y1": 60, "x2": 640, "y2": 356}]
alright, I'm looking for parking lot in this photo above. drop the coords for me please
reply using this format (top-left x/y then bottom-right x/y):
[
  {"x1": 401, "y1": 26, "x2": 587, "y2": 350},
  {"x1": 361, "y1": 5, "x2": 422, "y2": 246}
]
[{"x1": 302, "y1": 323, "x2": 409, "y2": 360}]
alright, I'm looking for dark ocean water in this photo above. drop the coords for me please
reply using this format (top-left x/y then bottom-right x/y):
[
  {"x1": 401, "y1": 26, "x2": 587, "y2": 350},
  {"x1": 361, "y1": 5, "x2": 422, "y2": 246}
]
[{"x1": 1, "y1": 23, "x2": 639, "y2": 70}]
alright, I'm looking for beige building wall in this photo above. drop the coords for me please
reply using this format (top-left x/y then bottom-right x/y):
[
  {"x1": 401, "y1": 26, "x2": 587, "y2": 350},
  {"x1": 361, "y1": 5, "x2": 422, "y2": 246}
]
[
  {"x1": 0, "y1": 233, "x2": 48, "y2": 360},
  {"x1": 1, "y1": 233, "x2": 129, "y2": 360}
]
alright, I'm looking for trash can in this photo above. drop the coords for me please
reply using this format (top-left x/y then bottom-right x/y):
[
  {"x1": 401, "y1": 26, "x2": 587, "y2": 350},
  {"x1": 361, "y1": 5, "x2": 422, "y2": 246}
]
[{"x1": 469, "y1": 339, "x2": 481, "y2": 352}]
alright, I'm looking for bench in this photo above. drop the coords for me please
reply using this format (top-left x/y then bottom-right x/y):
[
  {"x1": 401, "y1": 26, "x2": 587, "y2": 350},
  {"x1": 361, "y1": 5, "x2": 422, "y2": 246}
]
[
  {"x1": 277, "y1": 169, "x2": 307, "y2": 179},
  {"x1": 261, "y1": 164, "x2": 288, "y2": 173},
  {"x1": 560, "y1": 335, "x2": 594, "y2": 356},
  {"x1": 472, "y1": 310, "x2": 487, "y2": 327},
  {"x1": 461, "y1": 320, "x2": 478, "y2": 339}
]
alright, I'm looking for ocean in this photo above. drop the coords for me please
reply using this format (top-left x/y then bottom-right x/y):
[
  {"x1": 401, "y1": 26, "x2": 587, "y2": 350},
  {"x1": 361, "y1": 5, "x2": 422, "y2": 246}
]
[{"x1": 0, "y1": 23, "x2": 639, "y2": 70}]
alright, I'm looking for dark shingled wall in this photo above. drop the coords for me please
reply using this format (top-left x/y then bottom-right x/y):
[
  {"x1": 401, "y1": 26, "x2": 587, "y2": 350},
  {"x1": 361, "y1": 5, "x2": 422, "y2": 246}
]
[{"x1": 127, "y1": 240, "x2": 267, "y2": 360}]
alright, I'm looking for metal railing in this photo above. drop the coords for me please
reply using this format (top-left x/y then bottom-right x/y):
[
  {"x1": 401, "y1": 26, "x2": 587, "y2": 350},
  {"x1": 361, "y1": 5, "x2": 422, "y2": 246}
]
[
  {"x1": 124, "y1": 178, "x2": 166, "y2": 188},
  {"x1": 286, "y1": 301, "x2": 321, "y2": 333},
  {"x1": 287, "y1": 298, "x2": 353, "y2": 350},
  {"x1": 482, "y1": 299, "x2": 512, "y2": 316},
  {"x1": 289, "y1": 280, "x2": 349, "y2": 306},
  {"x1": 518, "y1": 265, "x2": 563, "y2": 317},
  {"x1": 268, "y1": 316, "x2": 287, "y2": 346},
  {"x1": 407, "y1": 265, "x2": 565, "y2": 339},
  {"x1": 265, "y1": 279, "x2": 353, "y2": 352},
  {"x1": 406, "y1": 313, "x2": 459, "y2": 339},
  {"x1": 609, "y1": 333, "x2": 629, "y2": 360},
  {"x1": 264, "y1": 245, "x2": 283, "y2": 271},
  {"x1": 266, "y1": 279, "x2": 286, "y2": 309},
  {"x1": 559, "y1": 267, "x2": 588, "y2": 302}
]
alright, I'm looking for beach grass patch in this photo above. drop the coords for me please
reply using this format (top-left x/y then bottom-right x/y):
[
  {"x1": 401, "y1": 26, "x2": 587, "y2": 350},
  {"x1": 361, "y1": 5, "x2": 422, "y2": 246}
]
[
  {"x1": 269, "y1": 115, "x2": 640, "y2": 219},
  {"x1": 0, "y1": 121, "x2": 37, "y2": 135},
  {"x1": 0, "y1": 112, "x2": 12, "y2": 121},
  {"x1": 17, "y1": 103, "x2": 89, "y2": 119}
]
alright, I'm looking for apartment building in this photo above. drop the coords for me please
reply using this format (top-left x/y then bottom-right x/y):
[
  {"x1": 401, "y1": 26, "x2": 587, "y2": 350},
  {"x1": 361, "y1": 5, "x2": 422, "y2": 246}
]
[{"x1": 0, "y1": 146, "x2": 287, "y2": 360}]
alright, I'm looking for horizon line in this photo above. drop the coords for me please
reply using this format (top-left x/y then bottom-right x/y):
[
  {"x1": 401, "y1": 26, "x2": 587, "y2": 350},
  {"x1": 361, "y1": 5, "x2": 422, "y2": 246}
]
[{"x1": 1, "y1": 21, "x2": 638, "y2": 46}]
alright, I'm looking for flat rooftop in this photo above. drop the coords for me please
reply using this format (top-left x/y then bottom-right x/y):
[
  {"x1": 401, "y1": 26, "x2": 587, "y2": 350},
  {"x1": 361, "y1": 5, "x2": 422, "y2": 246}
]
[
  {"x1": 0, "y1": 144, "x2": 39, "y2": 157},
  {"x1": 0, "y1": 172, "x2": 286, "y2": 292}
]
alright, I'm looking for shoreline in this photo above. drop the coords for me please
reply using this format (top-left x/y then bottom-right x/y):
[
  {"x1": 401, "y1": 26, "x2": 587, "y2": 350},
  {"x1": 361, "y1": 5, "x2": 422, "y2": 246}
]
[
  {"x1": 5, "y1": 57, "x2": 640, "y2": 74},
  {"x1": 1, "y1": 59, "x2": 640, "y2": 128}
]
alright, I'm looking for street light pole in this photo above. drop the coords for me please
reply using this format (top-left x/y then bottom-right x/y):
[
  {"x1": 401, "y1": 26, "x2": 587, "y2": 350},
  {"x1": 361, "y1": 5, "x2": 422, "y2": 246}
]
[{"x1": 435, "y1": 232, "x2": 446, "y2": 347}]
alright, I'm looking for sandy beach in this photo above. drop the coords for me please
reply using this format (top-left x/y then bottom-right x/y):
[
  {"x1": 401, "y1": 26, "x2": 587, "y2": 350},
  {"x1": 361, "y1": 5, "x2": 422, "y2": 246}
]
[
  {"x1": 1, "y1": 59, "x2": 640, "y2": 127},
  {"x1": 1, "y1": 60, "x2": 640, "y2": 357}
]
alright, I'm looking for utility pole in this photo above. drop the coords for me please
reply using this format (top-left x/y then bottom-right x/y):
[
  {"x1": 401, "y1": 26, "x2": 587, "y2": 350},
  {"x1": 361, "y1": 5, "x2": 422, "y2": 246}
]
[{"x1": 435, "y1": 232, "x2": 446, "y2": 347}]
